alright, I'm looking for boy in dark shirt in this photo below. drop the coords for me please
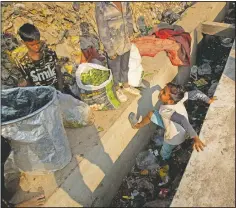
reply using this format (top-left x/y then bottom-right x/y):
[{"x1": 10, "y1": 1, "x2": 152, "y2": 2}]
[{"x1": 15, "y1": 23, "x2": 63, "y2": 91}]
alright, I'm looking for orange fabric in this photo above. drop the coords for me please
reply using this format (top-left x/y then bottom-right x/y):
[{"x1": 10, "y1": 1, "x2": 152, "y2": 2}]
[{"x1": 132, "y1": 35, "x2": 185, "y2": 66}]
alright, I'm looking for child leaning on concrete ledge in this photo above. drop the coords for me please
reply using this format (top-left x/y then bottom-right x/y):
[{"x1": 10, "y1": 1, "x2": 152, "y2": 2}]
[{"x1": 129, "y1": 82, "x2": 216, "y2": 166}]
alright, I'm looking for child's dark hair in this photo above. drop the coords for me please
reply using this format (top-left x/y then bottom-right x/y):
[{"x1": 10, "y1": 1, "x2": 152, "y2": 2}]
[
  {"x1": 166, "y1": 82, "x2": 186, "y2": 103},
  {"x1": 18, "y1": 23, "x2": 40, "y2": 42}
]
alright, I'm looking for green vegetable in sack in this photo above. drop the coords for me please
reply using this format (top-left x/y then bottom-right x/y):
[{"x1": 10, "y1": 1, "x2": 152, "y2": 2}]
[{"x1": 81, "y1": 68, "x2": 110, "y2": 86}]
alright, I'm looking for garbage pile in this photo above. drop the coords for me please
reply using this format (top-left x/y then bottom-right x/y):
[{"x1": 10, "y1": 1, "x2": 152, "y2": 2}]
[
  {"x1": 110, "y1": 127, "x2": 193, "y2": 207},
  {"x1": 1, "y1": 2, "x2": 193, "y2": 61}
]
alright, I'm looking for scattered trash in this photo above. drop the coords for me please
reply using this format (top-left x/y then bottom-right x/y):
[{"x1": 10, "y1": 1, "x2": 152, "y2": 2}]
[
  {"x1": 215, "y1": 65, "x2": 224, "y2": 74},
  {"x1": 97, "y1": 126, "x2": 104, "y2": 132},
  {"x1": 136, "y1": 178, "x2": 155, "y2": 196},
  {"x1": 122, "y1": 196, "x2": 132, "y2": 200},
  {"x1": 198, "y1": 63, "x2": 212, "y2": 75},
  {"x1": 158, "y1": 188, "x2": 169, "y2": 198},
  {"x1": 158, "y1": 165, "x2": 170, "y2": 186},
  {"x1": 140, "y1": 169, "x2": 149, "y2": 175},
  {"x1": 193, "y1": 78, "x2": 208, "y2": 87},
  {"x1": 153, "y1": 149, "x2": 159, "y2": 156},
  {"x1": 190, "y1": 65, "x2": 198, "y2": 80},
  {"x1": 221, "y1": 38, "x2": 233, "y2": 48},
  {"x1": 136, "y1": 151, "x2": 159, "y2": 170},
  {"x1": 208, "y1": 81, "x2": 218, "y2": 97},
  {"x1": 131, "y1": 190, "x2": 140, "y2": 197}
]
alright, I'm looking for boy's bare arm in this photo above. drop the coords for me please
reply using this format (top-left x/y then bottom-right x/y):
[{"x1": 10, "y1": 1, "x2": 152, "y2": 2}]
[{"x1": 134, "y1": 111, "x2": 153, "y2": 129}]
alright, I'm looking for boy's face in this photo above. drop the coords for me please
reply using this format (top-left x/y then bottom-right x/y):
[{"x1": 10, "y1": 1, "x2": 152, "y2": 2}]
[
  {"x1": 23, "y1": 40, "x2": 42, "y2": 53},
  {"x1": 158, "y1": 86, "x2": 175, "y2": 105}
]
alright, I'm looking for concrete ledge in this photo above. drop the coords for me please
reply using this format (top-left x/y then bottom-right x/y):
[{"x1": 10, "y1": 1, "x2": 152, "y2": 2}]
[
  {"x1": 10, "y1": 2, "x2": 229, "y2": 207},
  {"x1": 201, "y1": 21, "x2": 235, "y2": 38},
  {"x1": 171, "y1": 41, "x2": 235, "y2": 207}
]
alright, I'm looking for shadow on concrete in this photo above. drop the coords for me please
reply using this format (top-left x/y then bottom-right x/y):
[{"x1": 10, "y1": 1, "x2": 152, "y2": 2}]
[{"x1": 136, "y1": 82, "x2": 162, "y2": 121}]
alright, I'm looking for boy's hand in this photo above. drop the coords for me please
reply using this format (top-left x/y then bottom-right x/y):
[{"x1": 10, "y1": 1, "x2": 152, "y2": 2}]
[
  {"x1": 193, "y1": 136, "x2": 206, "y2": 152},
  {"x1": 132, "y1": 123, "x2": 140, "y2": 129},
  {"x1": 109, "y1": 54, "x2": 118, "y2": 60},
  {"x1": 208, "y1": 96, "x2": 217, "y2": 104}
]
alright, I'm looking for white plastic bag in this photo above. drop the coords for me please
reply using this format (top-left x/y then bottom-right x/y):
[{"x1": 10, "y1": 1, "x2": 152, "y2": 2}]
[
  {"x1": 58, "y1": 92, "x2": 92, "y2": 128},
  {"x1": 128, "y1": 43, "x2": 143, "y2": 87}
]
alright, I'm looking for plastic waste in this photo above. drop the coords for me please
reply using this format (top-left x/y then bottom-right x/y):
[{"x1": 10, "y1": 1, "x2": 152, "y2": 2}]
[
  {"x1": 136, "y1": 178, "x2": 154, "y2": 195},
  {"x1": 131, "y1": 190, "x2": 140, "y2": 197},
  {"x1": 193, "y1": 78, "x2": 208, "y2": 87},
  {"x1": 140, "y1": 169, "x2": 149, "y2": 175},
  {"x1": 1, "y1": 86, "x2": 72, "y2": 173},
  {"x1": 190, "y1": 65, "x2": 198, "y2": 80},
  {"x1": 128, "y1": 112, "x2": 138, "y2": 127},
  {"x1": 158, "y1": 188, "x2": 169, "y2": 198},
  {"x1": 57, "y1": 92, "x2": 93, "y2": 128},
  {"x1": 198, "y1": 63, "x2": 212, "y2": 75},
  {"x1": 221, "y1": 38, "x2": 233, "y2": 48},
  {"x1": 158, "y1": 165, "x2": 170, "y2": 186},
  {"x1": 208, "y1": 80, "x2": 218, "y2": 97},
  {"x1": 128, "y1": 44, "x2": 143, "y2": 87},
  {"x1": 136, "y1": 151, "x2": 160, "y2": 170}
]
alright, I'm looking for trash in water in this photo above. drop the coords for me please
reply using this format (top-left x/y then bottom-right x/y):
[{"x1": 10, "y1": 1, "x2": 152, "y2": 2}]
[
  {"x1": 193, "y1": 78, "x2": 208, "y2": 87},
  {"x1": 198, "y1": 63, "x2": 212, "y2": 75},
  {"x1": 158, "y1": 188, "x2": 169, "y2": 198},
  {"x1": 221, "y1": 38, "x2": 233, "y2": 47},
  {"x1": 190, "y1": 65, "x2": 198, "y2": 80},
  {"x1": 208, "y1": 81, "x2": 218, "y2": 97},
  {"x1": 215, "y1": 65, "x2": 224, "y2": 73}
]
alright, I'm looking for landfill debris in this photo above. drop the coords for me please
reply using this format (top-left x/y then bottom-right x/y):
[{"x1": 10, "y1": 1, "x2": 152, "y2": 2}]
[
  {"x1": 122, "y1": 196, "x2": 132, "y2": 200},
  {"x1": 158, "y1": 188, "x2": 169, "y2": 198},
  {"x1": 221, "y1": 38, "x2": 233, "y2": 48},
  {"x1": 193, "y1": 78, "x2": 208, "y2": 88},
  {"x1": 198, "y1": 63, "x2": 212, "y2": 75}
]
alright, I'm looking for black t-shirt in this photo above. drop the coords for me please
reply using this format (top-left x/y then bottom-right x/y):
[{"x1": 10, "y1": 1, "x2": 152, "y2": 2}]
[{"x1": 16, "y1": 44, "x2": 59, "y2": 89}]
